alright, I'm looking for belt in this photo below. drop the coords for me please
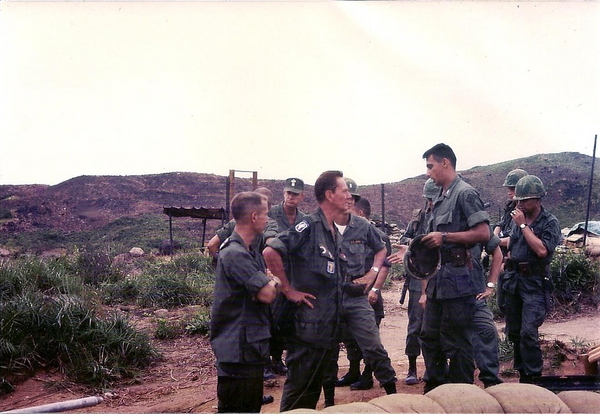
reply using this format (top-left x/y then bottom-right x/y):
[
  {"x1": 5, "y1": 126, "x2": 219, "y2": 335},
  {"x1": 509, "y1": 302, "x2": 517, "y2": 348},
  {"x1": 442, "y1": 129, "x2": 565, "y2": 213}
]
[
  {"x1": 504, "y1": 259, "x2": 549, "y2": 276},
  {"x1": 440, "y1": 247, "x2": 471, "y2": 267}
]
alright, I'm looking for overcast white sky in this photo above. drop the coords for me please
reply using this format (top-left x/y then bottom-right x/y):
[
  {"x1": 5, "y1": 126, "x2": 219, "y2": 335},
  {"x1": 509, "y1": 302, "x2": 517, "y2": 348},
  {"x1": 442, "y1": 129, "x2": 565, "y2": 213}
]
[{"x1": 1, "y1": 1, "x2": 598, "y2": 186}]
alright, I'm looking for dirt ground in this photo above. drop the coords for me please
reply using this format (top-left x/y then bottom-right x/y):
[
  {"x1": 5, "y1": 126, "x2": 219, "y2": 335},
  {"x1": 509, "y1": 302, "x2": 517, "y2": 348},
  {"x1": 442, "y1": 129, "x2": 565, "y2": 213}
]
[{"x1": 1, "y1": 280, "x2": 598, "y2": 413}]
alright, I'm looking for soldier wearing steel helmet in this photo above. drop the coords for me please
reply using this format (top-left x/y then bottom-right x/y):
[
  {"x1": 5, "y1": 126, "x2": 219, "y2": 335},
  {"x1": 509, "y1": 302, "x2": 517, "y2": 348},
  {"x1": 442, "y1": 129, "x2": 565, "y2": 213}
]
[
  {"x1": 492, "y1": 169, "x2": 528, "y2": 316},
  {"x1": 494, "y1": 169, "x2": 529, "y2": 249},
  {"x1": 502, "y1": 174, "x2": 560, "y2": 384}
]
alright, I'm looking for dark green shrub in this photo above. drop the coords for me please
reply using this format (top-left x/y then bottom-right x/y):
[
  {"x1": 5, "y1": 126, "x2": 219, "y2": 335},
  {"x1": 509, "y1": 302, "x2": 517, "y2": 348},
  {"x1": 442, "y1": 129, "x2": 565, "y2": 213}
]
[{"x1": 550, "y1": 250, "x2": 599, "y2": 315}]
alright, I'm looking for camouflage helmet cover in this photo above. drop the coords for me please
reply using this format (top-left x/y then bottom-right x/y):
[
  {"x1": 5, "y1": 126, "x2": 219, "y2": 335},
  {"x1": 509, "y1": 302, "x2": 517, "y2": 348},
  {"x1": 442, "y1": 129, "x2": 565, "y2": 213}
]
[
  {"x1": 345, "y1": 178, "x2": 361, "y2": 201},
  {"x1": 403, "y1": 234, "x2": 441, "y2": 280},
  {"x1": 502, "y1": 168, "x2": 528, "y2": 187},
  {"x1": 422, "y1": 178, "x2": 439, "y2": 199},
  {"x1": 513, "y1": 175, "x2": 546, "y2": 200}
]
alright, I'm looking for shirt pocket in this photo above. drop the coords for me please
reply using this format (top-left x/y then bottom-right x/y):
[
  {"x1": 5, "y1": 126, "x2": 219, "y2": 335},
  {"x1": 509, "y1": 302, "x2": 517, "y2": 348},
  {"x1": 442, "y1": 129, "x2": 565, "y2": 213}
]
[
  {"x1": 433, "y1": 210, "x2": 453, "y2": 232},
  {"x1": 241, "y1": 324, "x2": 270, "y2": 364}
]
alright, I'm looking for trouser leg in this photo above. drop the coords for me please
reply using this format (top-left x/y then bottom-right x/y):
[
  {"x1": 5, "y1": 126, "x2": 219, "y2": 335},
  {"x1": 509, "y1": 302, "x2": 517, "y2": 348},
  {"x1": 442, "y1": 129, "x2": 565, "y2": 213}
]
[
  {"x1": 343, "y1": 295, "x2": 396, "y2": 386},
  {"x1": 441, "y1": 296, "x2": 476, "y2": 384},
  {"x1": 519, "y1": 288, "x2": 547, "y2": 376},
  {"x1": 406, "y1": 289, "x2": 424, "y2": 358},
  {"x1": 471, "y1": 299, "x2": 502, "y2": 386},
  {"x1": 217, "y1": 375, "x2": 263, "y2": 413},
  {"x1": 280, "y1": 343, "x2": 332, "y2": 412},
  {"x1": 421, "y1": 297, "x2": 447, "y2": 390},
  {"x1": 504, "y1": 289, "x2": 524, "y2": 374}
]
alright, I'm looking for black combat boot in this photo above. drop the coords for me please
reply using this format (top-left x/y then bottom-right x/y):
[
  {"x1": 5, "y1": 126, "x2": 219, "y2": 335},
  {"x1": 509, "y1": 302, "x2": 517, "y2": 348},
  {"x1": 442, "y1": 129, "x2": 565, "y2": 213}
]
[
  {"x1": 405, "y1": 356, "x2": 419, "y2": 385},
  {"x1": 323, "y1": 381, "x2": 335, "y2": 407},
  {"x1": 335, "y1": 359, "x2": 360, "y2": 387},
  {"x1": 383, "y1": 380, "x2": 397, "y2": 395}
]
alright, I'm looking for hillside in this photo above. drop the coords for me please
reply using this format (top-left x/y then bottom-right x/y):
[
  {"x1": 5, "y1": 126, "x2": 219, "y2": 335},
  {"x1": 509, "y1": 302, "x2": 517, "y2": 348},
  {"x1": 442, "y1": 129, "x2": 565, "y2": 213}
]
[{"x1": 1, "y1": 152, "x2": 598, "y2": 254}]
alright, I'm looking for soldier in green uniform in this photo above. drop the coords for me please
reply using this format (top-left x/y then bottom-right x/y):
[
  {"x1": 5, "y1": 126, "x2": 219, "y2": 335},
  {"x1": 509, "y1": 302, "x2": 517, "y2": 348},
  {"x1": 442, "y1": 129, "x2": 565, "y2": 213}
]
[
  {"x1": 493, "y1": 169, "x2": 528, "y2": 314},
  {"x1": 210, "y1": 192, "x2": 281, "y2": 413},
  {"x1": 263, "y1": 171, "x2": 351, "y2": 411},
  {"x1": 502, "y1": 175, "x2": 560, "y2": 383},
  {"x1": 419, "y1": 143, "x2": 491, "y2": 393},
  {"x1": 268, "y1": 177, "x2": 307, "y2": 231},
  {"x1": 324, "y1": 181, "x2": 396, "y2": 407},
  {"x1": 470, "y1": 226, "x2": 503, "y2": 388},
  {"x1": 267, "y1": 178, "x2": 307, "y2": 376},
  {"x1": 388, "y1": 178, "x2": 439, "y2": 385}
]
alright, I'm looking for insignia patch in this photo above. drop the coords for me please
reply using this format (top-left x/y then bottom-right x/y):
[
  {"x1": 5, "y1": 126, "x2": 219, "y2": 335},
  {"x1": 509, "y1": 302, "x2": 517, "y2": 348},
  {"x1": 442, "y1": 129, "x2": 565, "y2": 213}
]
[
  {"x1": 327, "y1": 261, "x2": 335, "y2": 274},
  {"x1": 295, "y1": 220, "x2": 309, "y2": 233},
  {"x1": 319, "y1": 245, "x2": 334, "y2": 260}
]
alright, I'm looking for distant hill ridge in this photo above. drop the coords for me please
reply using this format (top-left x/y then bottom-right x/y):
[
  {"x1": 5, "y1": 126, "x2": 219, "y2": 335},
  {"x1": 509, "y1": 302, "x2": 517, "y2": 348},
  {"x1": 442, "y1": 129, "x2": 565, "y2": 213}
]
[{"x1": 1, "y1": 152, "x2": 598, "y2": 254}]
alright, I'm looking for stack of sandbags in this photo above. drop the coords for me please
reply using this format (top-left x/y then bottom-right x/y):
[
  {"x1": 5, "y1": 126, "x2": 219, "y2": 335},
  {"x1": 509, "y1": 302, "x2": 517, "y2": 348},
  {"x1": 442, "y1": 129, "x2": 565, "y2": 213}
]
[{"x1": 287, "y1": 382, "x2": 600, "y2": 413}]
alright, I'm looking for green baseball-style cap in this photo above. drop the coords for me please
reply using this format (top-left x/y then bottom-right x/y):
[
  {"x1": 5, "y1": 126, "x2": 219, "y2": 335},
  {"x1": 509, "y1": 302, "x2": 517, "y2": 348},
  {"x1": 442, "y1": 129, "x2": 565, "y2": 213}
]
[{"x1": 284, "y1": 178, "x2": 304, "y2": 194}]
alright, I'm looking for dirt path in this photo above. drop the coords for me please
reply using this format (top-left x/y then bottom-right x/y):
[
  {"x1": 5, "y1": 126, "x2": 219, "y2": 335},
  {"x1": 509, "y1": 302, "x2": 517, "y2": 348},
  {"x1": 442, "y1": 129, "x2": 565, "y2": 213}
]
[{"x1": 0, "y1": 280, "x2": 598, "y2": 413}]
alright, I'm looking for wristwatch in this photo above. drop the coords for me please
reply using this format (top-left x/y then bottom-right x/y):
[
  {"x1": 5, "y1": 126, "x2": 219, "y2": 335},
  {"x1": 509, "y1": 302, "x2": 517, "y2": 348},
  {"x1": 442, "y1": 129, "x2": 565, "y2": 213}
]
[
  {"x1": 519, "y1": 223, "x2": 527, "y2": 229},
  {"x1": 486, "y1": 282, "x2": 496, "y2": 289},
  {"x1": 371, "y1": 287, "x2": 380, "y2": 293},
  {"x1": 371, "y1": 266, "x2": 380, "y2": 273}
]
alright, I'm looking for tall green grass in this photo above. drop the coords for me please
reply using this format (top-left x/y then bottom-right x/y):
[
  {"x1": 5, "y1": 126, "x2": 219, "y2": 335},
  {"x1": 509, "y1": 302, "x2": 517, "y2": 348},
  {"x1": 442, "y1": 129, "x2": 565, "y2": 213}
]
[{"x1": 0, "y1": 251, "x2": 216, "y2": 395}]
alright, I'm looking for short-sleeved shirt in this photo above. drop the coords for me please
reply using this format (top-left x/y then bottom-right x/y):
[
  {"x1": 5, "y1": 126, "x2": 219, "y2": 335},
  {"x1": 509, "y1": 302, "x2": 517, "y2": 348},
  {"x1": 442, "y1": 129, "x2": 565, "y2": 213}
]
[
  {"x1": 210, "y1": 232, "x2": 271, "y2": 377},
  {"x1": 340, "y1": 214, "x2": 385, "y2": 278},
  {"x1": 427, "y1": 175, "x2": 490, "y2": 300},
  {"x1": 507, "y1": 207, "x2": 560, "y2": 268},
  {"x1": 266, "y1": 208, "x2": 344, "y2": 348},
  {"x1": 503, "y1": 207, "x2": 560, "y2": 295},
  {"x1": 471, "y1": 226, "x2": 501, "y2": 293},
  {"x1": 268, "y1": 202, "x2": 307, "y2": 233}
]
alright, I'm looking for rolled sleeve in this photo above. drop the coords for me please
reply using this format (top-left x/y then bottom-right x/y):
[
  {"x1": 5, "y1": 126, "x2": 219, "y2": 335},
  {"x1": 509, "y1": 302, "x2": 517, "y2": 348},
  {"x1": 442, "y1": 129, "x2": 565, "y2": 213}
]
[
  {"x1": 467, "y1": 210, "x2": 490, "y2": 229},
  {"x1": 266, "y1": 237, "x2": 289, "y2": 257},
  {"x1": 246, "y1": 270, "x2": 270, "y2": 296}
]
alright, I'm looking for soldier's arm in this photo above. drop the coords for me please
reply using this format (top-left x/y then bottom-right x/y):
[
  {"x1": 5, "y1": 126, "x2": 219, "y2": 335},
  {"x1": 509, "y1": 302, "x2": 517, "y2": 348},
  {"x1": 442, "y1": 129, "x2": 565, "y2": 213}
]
[{"x1": 263, "y1": 246, "x2": 316, "y2": 308}]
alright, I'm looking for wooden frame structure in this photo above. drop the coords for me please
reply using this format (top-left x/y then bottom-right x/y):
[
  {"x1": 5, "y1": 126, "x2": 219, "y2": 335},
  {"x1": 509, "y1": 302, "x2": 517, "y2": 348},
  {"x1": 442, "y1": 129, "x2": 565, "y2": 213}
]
[{"x1": 162, "y1": 206, "x2": 227, "y2": 255}]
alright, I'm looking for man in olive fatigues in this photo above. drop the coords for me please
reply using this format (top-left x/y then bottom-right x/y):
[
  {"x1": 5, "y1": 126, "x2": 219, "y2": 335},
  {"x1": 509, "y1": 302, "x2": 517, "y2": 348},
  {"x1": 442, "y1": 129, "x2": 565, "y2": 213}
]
[
  {"x1": 420, "y1": 143, "x2": 491, "y2": 393},
  {"x1": 267, "y1": 178, "x2": 307, "y2": 376},
  {"x1": 493, "y1": 169, "x2": 528, "y2": 314},
  {"x1": 502, "y1": 175, "x2": 560, "y2": 383},
  {"x1": 470, "y1": 227, "x2": 503, "y2": 388},
  {"x1": 263, "y1": 171, "x2": 351, "y2": 411},
  {"x1": 324, "y1": 183, "x2": 396, "y2": 407},
  {"x1": 210, "y1": 192, "x2": 281, "y2": 413}
]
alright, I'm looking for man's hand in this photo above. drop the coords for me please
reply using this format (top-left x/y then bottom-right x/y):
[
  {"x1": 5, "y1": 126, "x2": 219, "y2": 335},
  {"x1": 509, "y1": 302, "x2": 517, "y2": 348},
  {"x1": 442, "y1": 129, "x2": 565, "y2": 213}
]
[
  {"x1": 418, "y1": 292, "x2": 427, "y2": 309},
  {"x1": 387, "y1": 245, "x2": 408, "y2": 264},
  {"x1": 476, "y1": 287, "x2": 493, "y2": 301},
  {"x1": 352, "y1": 274, "x2": 376, "y2": 291},
  {"x1": 284, "y1": 288, "x2": 316, "y2": 309},
  {"x1": 422, "y1": 232, "x2": 443, "y2": 249},
  {"x1": 368, "y1": 289, "x2": 378, "y2": 305}
]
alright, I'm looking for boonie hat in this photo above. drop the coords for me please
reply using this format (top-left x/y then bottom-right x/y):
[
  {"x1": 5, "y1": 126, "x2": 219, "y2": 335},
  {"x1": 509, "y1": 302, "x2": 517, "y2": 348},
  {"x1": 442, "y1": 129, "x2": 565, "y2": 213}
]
[{"x1": 284, "y1": 178, "x2": 304, "y2": 194}]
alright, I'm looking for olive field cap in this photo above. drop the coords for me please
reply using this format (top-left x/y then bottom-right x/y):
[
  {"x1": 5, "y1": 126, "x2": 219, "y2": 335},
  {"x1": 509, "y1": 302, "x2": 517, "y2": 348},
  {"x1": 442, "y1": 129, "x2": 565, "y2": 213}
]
[
  {"x1": 513, "y1": 175, "x2": 546, "y2": 200},
  {"x1": 284, "y1": 178, "x2": 304, "y2": 194},
  {"x1": 422, "y1": 178, "x2": 440, "y2": 199},
  {"x1": 503, "y1": 169, "x2": 529, "y2": 187},
  {"x1": 345, "y1": 178, "x2": 361, "y2": 201}
]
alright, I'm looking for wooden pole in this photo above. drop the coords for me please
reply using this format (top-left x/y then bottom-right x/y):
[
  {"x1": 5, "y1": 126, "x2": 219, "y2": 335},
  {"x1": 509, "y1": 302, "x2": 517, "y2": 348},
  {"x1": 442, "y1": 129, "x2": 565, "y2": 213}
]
[{"x1": 583, "y1": 135, "x2": 597, "y2": 248}]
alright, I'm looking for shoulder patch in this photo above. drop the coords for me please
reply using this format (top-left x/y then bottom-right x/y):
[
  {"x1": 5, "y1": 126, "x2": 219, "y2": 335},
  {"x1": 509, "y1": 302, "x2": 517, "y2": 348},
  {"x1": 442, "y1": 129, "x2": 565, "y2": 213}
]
[{"x1": 295, "y1": 220, "x2": 309, "y2": 233}]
